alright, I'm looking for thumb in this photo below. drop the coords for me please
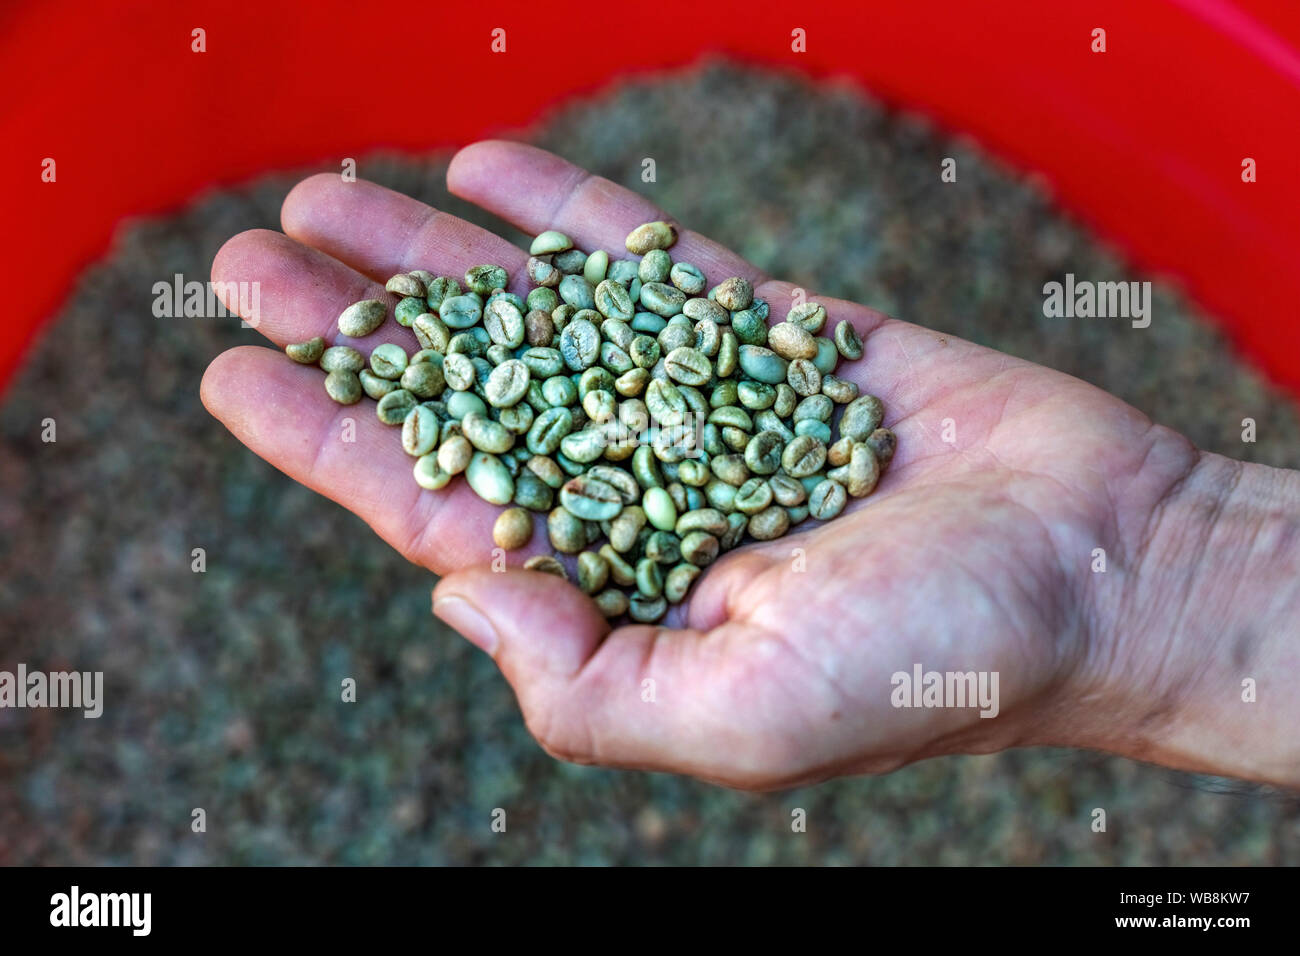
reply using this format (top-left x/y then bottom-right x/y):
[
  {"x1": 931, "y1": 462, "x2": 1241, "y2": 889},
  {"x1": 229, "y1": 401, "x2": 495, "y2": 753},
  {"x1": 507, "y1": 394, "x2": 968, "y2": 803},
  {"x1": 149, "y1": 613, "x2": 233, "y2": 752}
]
[
  {"x1": 432, "y1": 566, "x2": 609, "y2": 680},
  {"x1": 431, "y1": 568, "x2": 776, "y2": 784}
]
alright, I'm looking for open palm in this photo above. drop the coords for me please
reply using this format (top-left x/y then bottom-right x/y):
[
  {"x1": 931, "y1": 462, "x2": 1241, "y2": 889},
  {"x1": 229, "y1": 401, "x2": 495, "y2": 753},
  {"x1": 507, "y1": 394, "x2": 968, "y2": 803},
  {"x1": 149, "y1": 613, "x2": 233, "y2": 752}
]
[{"x1": 203, "y1": 141, "x2": 1201, "y2": 789}]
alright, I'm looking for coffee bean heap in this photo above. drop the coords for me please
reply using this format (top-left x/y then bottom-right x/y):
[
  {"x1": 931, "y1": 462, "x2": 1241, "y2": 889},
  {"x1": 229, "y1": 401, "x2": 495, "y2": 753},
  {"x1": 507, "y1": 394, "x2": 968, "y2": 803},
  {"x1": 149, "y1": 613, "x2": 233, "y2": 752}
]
[{"x1": 286, "y1": 222, "x2": 895, "y2": 622}]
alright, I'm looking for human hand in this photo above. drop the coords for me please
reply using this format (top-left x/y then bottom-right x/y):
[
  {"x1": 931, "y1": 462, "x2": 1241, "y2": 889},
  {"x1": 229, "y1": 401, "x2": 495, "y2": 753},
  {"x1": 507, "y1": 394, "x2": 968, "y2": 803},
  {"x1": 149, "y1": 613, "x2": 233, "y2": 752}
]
[{"x1": 202, "y1": 141, "x2": 1300, "y2": 789}]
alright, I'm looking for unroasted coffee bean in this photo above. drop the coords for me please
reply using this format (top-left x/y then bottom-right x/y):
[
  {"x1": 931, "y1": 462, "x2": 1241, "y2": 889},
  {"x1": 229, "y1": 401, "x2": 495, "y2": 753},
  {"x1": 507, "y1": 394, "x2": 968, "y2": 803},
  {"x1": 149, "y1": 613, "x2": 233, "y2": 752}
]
[
  {"x1": 286, "y1": 336, "x2": 326, "y2": 364},
  {"x1": 626, "y1": 220, "x2": 677, "y2": 254},
  {"x1": 291, "y1": 218, "x2": 890, "y2": 619},
  {"x1": 338, "y1": 299, "x2": 387, "y2": 338},
  {"x1": 324, "y1": 370, "x2": 362, "y2": 404},
  {"x1": 839, "y1": 394, "x2": 884, "y2": 441},
  {"x1": 714, "y1": 276, "x2": 753, "y2": 311},
  {"x1": 320, "y1": 345, "x2": 365, "y2": 373},
  {"x1": 577, "y1": 551, "x2": 610, "y2": 594},
  {"x1": 523, "y1": 555, "x2": 569, "y2": 580},
  {"x1": 748, "y1": 505, "x2": 791, "y2": 540},
  {"x1": 808, "y1": 478, "x2": 847, "y2": 520},
  {"x1": 494, "y1": 507, "x2": 533, "y2": 550},
  {"x1": 866, "y1": 427, "x2": 897, "y2": 465}
]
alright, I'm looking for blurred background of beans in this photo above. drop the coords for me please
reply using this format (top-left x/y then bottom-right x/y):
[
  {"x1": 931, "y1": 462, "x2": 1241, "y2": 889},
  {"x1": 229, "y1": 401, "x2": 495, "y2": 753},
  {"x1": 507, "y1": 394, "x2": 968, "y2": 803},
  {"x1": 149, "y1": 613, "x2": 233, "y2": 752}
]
[{"x1": 1, "y1": 64, "x2": 1297, "y2": 865}]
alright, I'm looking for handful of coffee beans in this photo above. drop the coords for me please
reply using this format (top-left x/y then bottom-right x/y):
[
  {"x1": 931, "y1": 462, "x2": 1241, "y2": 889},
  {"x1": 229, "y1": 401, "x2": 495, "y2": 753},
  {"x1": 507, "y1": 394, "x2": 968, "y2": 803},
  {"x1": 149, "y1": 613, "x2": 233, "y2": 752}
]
[{"x1": 285, "y1": 222, "x2": 895, "y2": 622}]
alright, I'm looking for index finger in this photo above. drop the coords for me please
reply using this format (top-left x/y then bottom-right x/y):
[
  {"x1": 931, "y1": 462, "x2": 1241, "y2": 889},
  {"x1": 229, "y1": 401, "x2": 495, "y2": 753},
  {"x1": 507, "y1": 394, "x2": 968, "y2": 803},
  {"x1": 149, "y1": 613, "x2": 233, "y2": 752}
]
[{"x1": 447, "y1": 139, "x2": 766, "y2": 287}]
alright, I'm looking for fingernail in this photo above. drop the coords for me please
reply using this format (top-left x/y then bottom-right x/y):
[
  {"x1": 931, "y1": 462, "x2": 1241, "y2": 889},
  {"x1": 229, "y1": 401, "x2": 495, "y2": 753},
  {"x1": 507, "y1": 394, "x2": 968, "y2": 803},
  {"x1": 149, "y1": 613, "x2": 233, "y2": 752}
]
[{"x1": 433, "y1": 595, "x2": 499, "y2": 657}]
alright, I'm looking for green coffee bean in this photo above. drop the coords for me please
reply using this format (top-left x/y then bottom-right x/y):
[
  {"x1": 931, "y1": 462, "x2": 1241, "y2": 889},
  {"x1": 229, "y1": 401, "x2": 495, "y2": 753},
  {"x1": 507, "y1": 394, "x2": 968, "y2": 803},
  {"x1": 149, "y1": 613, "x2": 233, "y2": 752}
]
[
  {"x1": 743, "y1": 431, "x2": 785, "y2": 475},
  {"x1": 497, "y1": 403, "x2": 533, "y2": 436},
  {"x1": 705, "y1": 478, "x2": 738, "y2": 513},
  {"x1": 670, "y1": 262, "x2": 705, "y2": 295},
  {"x1": 523, "y1": 455, "x2": 563, "y2": 490},
  {"x1": 640, "y1": 282, "x2": 686, "y2": 317},
  {"x1": 576, "y1": 551, "x2": 610, "y2": 594},
  {"x1": 338, "y1": 299, "x2": 387, "y2": 338},
  {"x1": 464, "y1": 264, "x2": 508, "y2": 296},
  {"x1": 558, "y1": 274, "x2": 595, "y2": 311},
  {"x1": 719, "y1": 512, "x2": 748, "y2": 549},
  {"x1": 708, "y1": 406, "x2": 753, "y2": 431},
  {"x1": 522, "y1": 347, "x2": 565, "y2": 380},
  {"x1": 424, "y1": 277, "x2": 460, "y2": 311},
  {"x1": 630, "y1": 557, "x2": 662, "y2": 599},
  {"x1": 786, "y1": 302, "x2": 827, "y2": 334},
  {"x1": 465, "y1": 451, "x2": 514, "y2": 504},
  {"x1": 560, "y1": 474, "x2": 623, "y2": 521},
  {"x1": 559, "y1": 427, "x2": 607, "y2": 463},
  {"x1": 821, "y1": 375, "x2": 859, "y2": 404},
  {"x1": 523, "y1": 555, "x2": 569, "y2": 580},
  {"x1": 436, "y1": 435, "x2": 472, "y2": 475},
  {"x1": 642, "y1": 486, "x2": 678, "y2": 531},
  {"x1": 360, "y1": 369, "x2": 399, "y2": 400},
  {"x1": 834, "y1": 319, "x2": 863, "y2": 359},
  {"x1": 710, "y1": 453, "x2": 750, "y2": 487},
  {"x1": 675, "y1": 508, "x2": 729, "y2": 538},
  {"x1": 547, "y1": 506, "x2": 587, "y2": 553},
  {"x1": 483, "y1": 299, "x2": 525, "y2": 348},
  {"x1": 767, "y1": 323, "x2": 817, "y2": 360},
  {"x1": 559, "y1": 318, "x2": 601, "y2": 371},
  {"x1": 320, "y1": 345, "x2": 365, "y2": 373},
  {"x1": 714, "y1": 277, "x2": 752, "y2": 311},
  {"x1": 644, "y1": 530, "x2": 682, "y2": 565},
  {"x1": 812, "y1": 337, "x2": 840, "y2": 374},
  {"x1": 286, "y1": 336, "x2": 326, "y2": 364},
  {"x1": 324, "y1": 370, "x2": 362, "y2": 404},
  {"x1": 748, "y1": 505, "x2": 791, "y2": 540},
  {"x1": 866, "y1": 427, "x2": 897, "y2": 465},
  {"x1": 367, "y1": 343, "x2": 406, "y2": 380},
  {"x1": 680, "y1": 531, "x2": 719, "y2": 567},
  {"x1": 527, "y1": 287, "x2": 560, "y2": 315},
  {"x1": 412, "y1": 313, "x2": 451, "y2": 352},
  {"x1": 413, "y1": 453, "x2": 450, "y2": 490},
  {"x1": 462, "y1": 412, "x2": 515, "y2": 454},
  {"x1": 530, "y1": 230, "x2": 572, "y2": 256},
  {"x1": 484, "y1": 359, "x2": 530, "y2": 408},
  {"x1": 738, "y1": 345, "x2": 789, "y2": 385},
  {"x1": 627, "y1": 593, "x2": 667, "y2": 623},
  {"x1": 845, "y1": 442, "x2": 880, "y2": 497},
  {"x1": 586, "y1": 465, "x2": 640, "y2": 504},
  {"x1": 782, "y1": 434, "x2": 827, "y2": 478},
  {"x1": 663, "y1": 347, "x2": 712, "y2": 387},
  {"x1": 808, "y1": 478, "x2": 847, "y2": 520},
  {"x1": 493, "y1": 508, "x2": 533, "y2": 550},
  {"x1": 625, "y1": 221, "x2": 677, "y2": 254},
  {"x1": 526, "y1": 407, "x2": 574, "y2": 456},
  {"x1": 840, "y1": 395, "x2": 884, "y2": 441},
  {"x1": 600, "y1": 342, "x2": 634, "y2": 376},
  {"x1": 788, "y1": 361, "x2": 822, "y2": 401},
  {"x1": 442, "y1": 353, "x2": 475, "y2": 391},
  {"x1": 512, "y1": 470, "x2": 554, "y2": 512},
  {"x1": 599, "y1": 544, "x2": 636, "y2": 586},
  {"x1": 438, "y1": 295, "x2": 481, "y2": 330},
  {"x1": 376, "y1": 388, "x2": 417, "y2": 424},
  {"x1": 733, "y1": 477, "x2": 773, "y2": 514},
  {"x1": 445, "y1": 391, "x2": 487, "y2": 420},
  {"x1": 387, "y1": 273, "x2": 425, "y2": 298},
  {"x1": 593, "y1": 589, "x2": 629, "y2": 617},
  {"x1": 795, "y1": 419, "x2": 833, "y2": 444},
  {"x1": 594, "y1": 279, "x2": 635, "y2": 321},
  {"x1": 401, "y1": 405, "x2": 440, "y2": 457}
]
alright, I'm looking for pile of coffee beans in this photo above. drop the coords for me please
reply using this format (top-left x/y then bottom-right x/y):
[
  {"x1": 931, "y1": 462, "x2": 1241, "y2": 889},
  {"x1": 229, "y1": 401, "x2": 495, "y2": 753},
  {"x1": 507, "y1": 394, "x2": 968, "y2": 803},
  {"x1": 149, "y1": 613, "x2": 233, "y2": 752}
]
[{"x1": 285, "y1": 222, "x2": 895, "y2": 622}]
